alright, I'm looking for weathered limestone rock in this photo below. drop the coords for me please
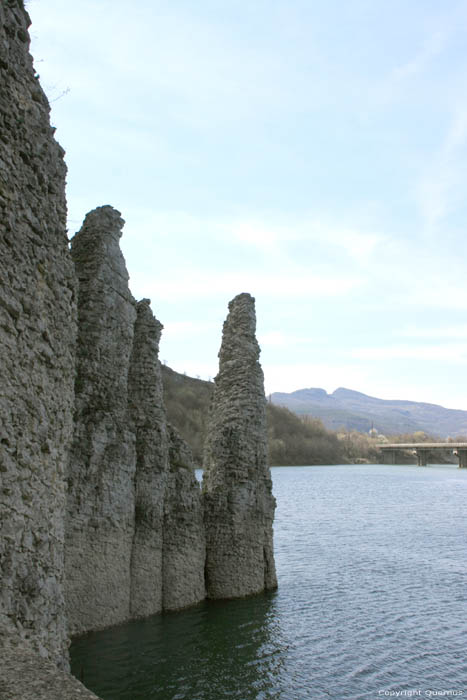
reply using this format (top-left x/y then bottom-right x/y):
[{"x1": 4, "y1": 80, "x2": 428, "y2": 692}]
[
  {"x1": 128, "y1": 299, "x2": 168, "y2": 617},
  {"x1": 163, "y1": 425, "x2": 206, "y2": 609},
  {"x1": 66, "y1": 206, "x2": 137, "y2": 635},
  {"x1": 128, "y1": 301, "x2": 206, "y2": 615},
  {"x1": 203, "y1": 293, "x2": 277, "y2": 598},
  {"x1": 0, "y1": 0, "x2": 76, "y2": 666},
  {"x1": 67, "y1": 216, "x2": 206, "y2": 633},
  {"x1": 0, "y1": 635, "x2": 100, "y2": 700},
  {"x1": 1, "y1": 0, "x2": 207, "y2": 692}
]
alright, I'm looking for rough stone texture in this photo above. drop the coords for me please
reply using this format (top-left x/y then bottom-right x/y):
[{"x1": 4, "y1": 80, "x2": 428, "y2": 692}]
[
  {"x1": 203, "y1": 293, "x2": 277, "y2": 598},
  {"x1": 67, "y1": 216, "x2": 206, "y2": 633},
  {"x1": 0, "y1": 0, "x2": 76, "y2": 667},
  {"x1": 163, "y1": 424, "x2": 206, "y2": 610},
  {"x1": 0, "y1": 635, "x2": 100, "y2": 700},
  {"x1": 128, "y1": 299, "x2": 168, "y2": 617},
  {"x1": 0, "y1": 1, "x2": 206, "y2": 694},
  {"x1": 128, "y1": 301, "x2": 206, "y2": 616},
  {"x1": 66, "y1": 206, "x2": 137, "y2": 635}
]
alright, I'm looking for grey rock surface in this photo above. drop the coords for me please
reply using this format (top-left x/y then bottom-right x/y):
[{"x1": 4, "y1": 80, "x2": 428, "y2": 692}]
[
  {"x1": 203, "y1": 293, "x2": 277, "y2": 598},
  {"x1": 128, "y1": 302, "x2": 206, "y2": 616},
  {"x1": 128, "y1": 299, "x2": 168, "y2": 617},
  {"x1": 0, "y1": 0, "x2": 76, "y2": 667},
  {"x1": 0, "y1": 635, "x2": 100, "y2": 700},
  {"x1": 0, "y1": 3, "x2": 274, "y2": 694},
  {"x1": 66, "y1": 206, "x2": 137, "y2": 635},
  {"x1": 163, "y1": 424, "x2": 206, "y2": 610},
  {"x1": 67, "y1": 215, "x2": 206, "y2": 633}
]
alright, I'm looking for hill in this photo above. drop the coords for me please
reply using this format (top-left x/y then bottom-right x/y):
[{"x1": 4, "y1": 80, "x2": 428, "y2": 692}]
[
  {"x1": 270, "y1": 387, "x2": 467, "y2": 437},
  {"x1": 161, "y1": 366, "x2": 351, "y2": 466}
]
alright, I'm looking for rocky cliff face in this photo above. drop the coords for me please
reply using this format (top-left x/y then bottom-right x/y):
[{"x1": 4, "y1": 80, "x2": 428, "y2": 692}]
[
  {"x1": 0, "y1": 0, "x2": 76, "y2": 667},
  {"x1": 66, "y1": 206, "x2": 137, "y2": 635},
  {"x1": 0, "y1": 2, "x2": 276, "y2": 693},
  {"x1": 66, "y1": 208, "x2": 205, "y2": 634},
  {"x1": 128, "y1": 299, "x2": 168, "y2": 618},
  {"x1": 163, "y1": 424, "x2": 206, "y2": 609},
  {"x1": 128, "y1": 300, "x2": 205, "y2": 616},
  {"x1": 203, "y1": 293, "x2": 277, "y2": 598}
]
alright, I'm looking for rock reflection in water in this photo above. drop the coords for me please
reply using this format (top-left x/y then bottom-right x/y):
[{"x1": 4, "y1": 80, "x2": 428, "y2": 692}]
[{"x1": 71, "y1": 592, "x2": 287, "y2": 700}]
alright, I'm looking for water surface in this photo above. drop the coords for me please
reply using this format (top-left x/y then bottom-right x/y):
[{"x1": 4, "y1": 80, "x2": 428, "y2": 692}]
[{"x1": 71, "y1": 465, "x2": 467, "y2": 699}]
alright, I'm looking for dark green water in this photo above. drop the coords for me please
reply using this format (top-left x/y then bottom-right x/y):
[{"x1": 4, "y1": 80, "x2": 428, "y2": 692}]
[
  {"x1": 71, "y1": 465, "x2": 467, "y2": 699},
  {"x1": 71, "y1": 593, "x2": 284, "y2": 700}
]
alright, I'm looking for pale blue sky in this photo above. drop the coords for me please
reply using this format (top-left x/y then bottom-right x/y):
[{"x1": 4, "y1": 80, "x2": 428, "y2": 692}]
[{"x1": 28, "y1": 0, "x2": 467, "y2": 409}]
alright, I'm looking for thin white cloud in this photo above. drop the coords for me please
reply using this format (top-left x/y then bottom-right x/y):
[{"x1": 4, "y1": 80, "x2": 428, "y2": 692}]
[
  {"x1": 258, "y1": 331, "x2": 315, "y2": 348},
  {"x1": 120, "y1": 208, "x2": 387, "y2": 267},
  {"x1": 27, "y1": 0, "x2": 467, "y2": 415},
  {"x1": 398, "y1": 325, "x2": 467, "y2": 340},
  {"x1": 352, "y1": 344, "x2": 467, "y2": 363},
  {"x1": 138, "y1": 269, "x2": 361, "y2": 302},
  {"x1": 391, "y1": 31, "x2": 446, "y2": 83},
  {"x1": 416, "y1": 101, "x2": 467, "y2": 233},
  {"x1": 375, "y1": 29, "x2": 448, "y2": 108},
  {"x1": 308, "y1": 221, "x2": 386, "y2": 264},
  {"x1": 162, "y1": 320, "x2": 217, "y2": 338},
  {"x1": 402, "y1": 278, "x2": 467, "y2": 310},
  {"x1": 231, "y1": 217, "x2": 386, "y2": 263}
]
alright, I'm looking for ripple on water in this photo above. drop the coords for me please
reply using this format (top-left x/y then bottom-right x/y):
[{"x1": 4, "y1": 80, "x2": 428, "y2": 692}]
[{"x1": 71, "y1": 465, "x2": 467, "y2": 699}]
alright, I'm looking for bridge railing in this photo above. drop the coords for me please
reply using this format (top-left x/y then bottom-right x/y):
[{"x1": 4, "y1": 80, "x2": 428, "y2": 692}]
[{"x1": 376, "y1": 442, "x2": 467, "y2": 467}]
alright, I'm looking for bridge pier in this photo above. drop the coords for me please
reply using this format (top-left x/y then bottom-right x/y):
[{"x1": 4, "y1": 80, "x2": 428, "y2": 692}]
[
  {"x1": 382, "y1": 449, "x2": 396, "y2": 465},
  {"x1": 379, "y1": 442, "x2": 467, "y2": 466},
  {"x1": 416, "y1": 449, "x2": 428, "y2": 467}
]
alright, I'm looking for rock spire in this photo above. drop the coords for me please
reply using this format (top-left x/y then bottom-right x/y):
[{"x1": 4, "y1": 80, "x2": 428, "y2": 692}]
[
  {"x1": 66, "y1": 205, "x2": 137, "y2": 634},
  {"x1": 0, "y1": 0, "x2": 76, "y2": 667},
  {"x1": 66, "y1": 207, "x2": 205, "y2": 635},
  {"x1": 128, "y1": 299, "x2": 205, "y2": 616},
  {"x1": 203, "y1": 293, "x2": 277, "y2": 598}
]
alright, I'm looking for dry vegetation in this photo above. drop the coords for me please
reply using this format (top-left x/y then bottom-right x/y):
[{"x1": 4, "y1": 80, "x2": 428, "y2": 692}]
[
  {"x1": 161, "y1": 366, "x2": 409, "y2": 466},
  {"x1": 162, "y1": 366, "x2": 463, "y2": 467}
]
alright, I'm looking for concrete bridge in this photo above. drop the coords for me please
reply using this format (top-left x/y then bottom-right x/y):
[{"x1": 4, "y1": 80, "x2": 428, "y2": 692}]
[{"x1": 378, "y1": 442, "x2": 467, "y2": 468}]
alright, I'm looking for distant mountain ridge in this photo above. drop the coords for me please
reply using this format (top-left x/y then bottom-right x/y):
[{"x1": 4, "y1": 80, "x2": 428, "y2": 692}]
[{"x1": 270, "y1": 387, "x2": 467, "y2": 438}]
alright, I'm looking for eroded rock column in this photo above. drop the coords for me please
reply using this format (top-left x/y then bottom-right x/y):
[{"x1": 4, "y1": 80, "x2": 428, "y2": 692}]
[
  {"x1": 163, "y1": 425, "x2": 206, "y2": 609},
  {"x1": 128, "y1": 299, "x2": 169, "y2": 617},
  {"x1": 66, "y1": 214, "x2": 206, "y2": 632},
  {"x1": 0, "y1": 1, "x2": 76, "y2": 666},
  {"x1": 66, "y1": 206, "x2": 137, "y2": 635},
  {"x1": 203, "y1": 293, "x2": 277, "y2": 598},
  {"x1": 128, "y1": 301, "x2": 205, "y2": 614}
]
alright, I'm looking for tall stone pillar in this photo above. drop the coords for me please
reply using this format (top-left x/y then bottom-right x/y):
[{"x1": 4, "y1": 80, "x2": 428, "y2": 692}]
[
  {"x1": 128, "y1": 300, "x2": 168, "y2": 617},
  {"x1": 203, "y1": 293, "x2": 277, "y2": 598},
  {"x1": 128, "y1": 300, "x2": 206, "y2": 615},
  {"x1": 163, "y1": 425, "x2": 206, "y2": 610},
  {"x1": 0, "y1": 1, "x2": 76, "y2": 666},
  {"x1": 66, "y1": 206, "x2": 137, "y2": 635},
  {"x1": 66, "y1": 219, "x2": 206, "y2": 633}
]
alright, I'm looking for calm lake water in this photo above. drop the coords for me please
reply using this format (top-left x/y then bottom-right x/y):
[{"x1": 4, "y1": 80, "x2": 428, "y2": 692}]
[{"x1": 71, "y1": 465, "x2": 467, "y2": 700}]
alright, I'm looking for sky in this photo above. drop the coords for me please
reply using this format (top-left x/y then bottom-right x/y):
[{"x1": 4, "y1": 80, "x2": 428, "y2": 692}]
[{"x1": 27, "y1": 0, "x2": 467, "y2": 409}]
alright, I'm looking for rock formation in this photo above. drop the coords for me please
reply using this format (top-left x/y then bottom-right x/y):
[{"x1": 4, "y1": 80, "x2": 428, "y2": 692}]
[
  {"x1": 128, "y1": 300, "x2": 205, "y2": 617},
  {"x1": 66, "y1": 206, "x2": 137, "y2": 635},
  {"x1": 0, "y1": 0, "x2": 76, "y2": 667},
  {"x1": 203, "y1": 293, "x2": 277, "y2": 598},
  {"x1": 1, "y1": 636, "x2": 100, "y2": 700},
  {"x1": 163, "y1": 424, "x2": 205, "y2": 610},
  {"x1": 66, "y1": 208, "x2": 205, "y2": 634},
  {"x1": 128, "y1": 299, "x2": 167, "y2": 617},
  {"x1": 0, "y1": 2, "x2": 275, "y2": 695}
]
